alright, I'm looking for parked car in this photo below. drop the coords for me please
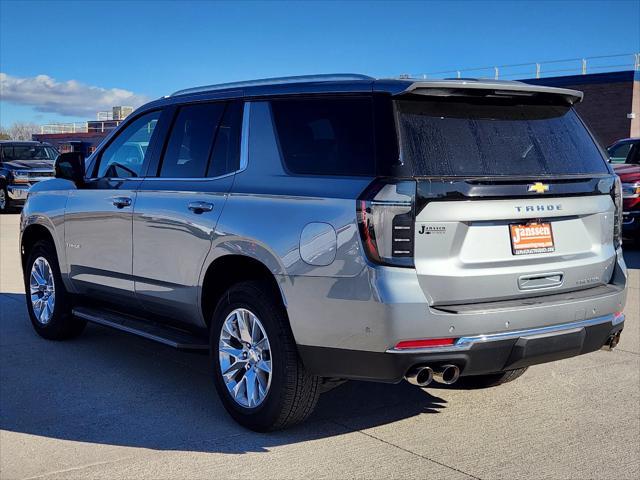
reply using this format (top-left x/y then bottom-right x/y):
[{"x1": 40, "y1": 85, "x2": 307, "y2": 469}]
[
  {"x1": 608, "y1": 138, "x2": 640, "y2": 241},
  {"x1": 607, "y1": 137, "x2": 639, "y2": 164},
  {"x1": 20, "y1": 75, "x2": 627, "y2": 431},
  {"x1": 0, "y1": 141, "x2": 57, "y2": 213}
]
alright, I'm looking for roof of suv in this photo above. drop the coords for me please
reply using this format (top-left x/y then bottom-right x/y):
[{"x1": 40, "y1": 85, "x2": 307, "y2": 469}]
[{"x1": 147, "y1": 74, "x2": 583, "y2": 111}]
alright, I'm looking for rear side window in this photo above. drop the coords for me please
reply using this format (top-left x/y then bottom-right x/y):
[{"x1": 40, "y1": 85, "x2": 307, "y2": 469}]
[
  {"x1": 207, "y1": 101, "x2": 243, "y2": 177},
  {"x1": 270, "y1": 97, "x2": 375, "y2": 176},
  {"x1": 160, "y1": 103, "x2": 224, "y2": 178},
  {"x1": 396, "y1": 98, "x2": 609, "y2": 176}
]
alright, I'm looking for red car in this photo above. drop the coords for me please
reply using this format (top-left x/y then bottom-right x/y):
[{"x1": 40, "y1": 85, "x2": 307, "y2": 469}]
[{"x1": 608, "y1": 138, "x2": 640, "y2": 241}]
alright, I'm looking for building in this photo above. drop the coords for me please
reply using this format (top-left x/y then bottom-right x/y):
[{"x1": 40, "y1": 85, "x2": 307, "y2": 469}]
[
  {"x1": 87, "y1": 119, "x2": 124, "y2": 133},
  {"x1": 112, "y1": 106, "x2": 133, "y2": 120},
  {"x1": 96, "y1": 111, "x2": 113, "y2": 121},
  {"x1": 524, "y1": 70, "x2": 640, "y2": 147},
  {"x1": 31, "y1": 132, "x2": 107, "y2": 155},
  {"x1": 32, "y1": 105, "x2": 133, "y2": 154}
]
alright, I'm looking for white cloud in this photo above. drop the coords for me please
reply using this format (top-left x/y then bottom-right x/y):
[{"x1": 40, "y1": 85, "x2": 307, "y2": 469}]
[{"x1": 0, "y1": 73, "x2": 149, "y2": 118}]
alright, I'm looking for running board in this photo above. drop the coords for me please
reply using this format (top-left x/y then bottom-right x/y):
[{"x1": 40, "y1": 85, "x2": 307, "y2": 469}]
[{"x1": 73, "y1": 306, "x2": 209, "y2": 351}]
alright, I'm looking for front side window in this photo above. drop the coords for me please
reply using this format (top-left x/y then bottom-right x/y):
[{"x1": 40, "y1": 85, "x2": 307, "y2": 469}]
[
  {"x1": 97, "y1": 111, "x2": 160, "y2": 178},
  {"x1": 160, "y1": 103, "x2": 224, "y2": 178},
  {"x1": 270, "y1": 97, "x2": 376, "y2": 176}
]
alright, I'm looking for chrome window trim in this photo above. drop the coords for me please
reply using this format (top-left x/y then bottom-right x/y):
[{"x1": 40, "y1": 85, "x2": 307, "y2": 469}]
[
  {"x1": 139, "y1": 171, "x2": 237, "y2": 182},
  {"x1": 130, "y1": 101, "x2": 250, "y2": 182},
  {"x1": 239, "y1": 101, "x2": 251, "y2": 172},
  {"x1": 82, "y1": 176, "x2": 141, "y2": 183},
  {"x1": 86, "y1": 102, "x2": 251, "y2": 183},
  {"x1": 386, "y1": 313, "x2": 623, "y2": 354}
]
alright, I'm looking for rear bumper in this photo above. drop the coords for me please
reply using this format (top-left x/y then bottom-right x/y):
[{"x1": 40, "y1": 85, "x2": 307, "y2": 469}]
[{"x1": 299, "y1": 313, "x2": 624, "y2": 382}]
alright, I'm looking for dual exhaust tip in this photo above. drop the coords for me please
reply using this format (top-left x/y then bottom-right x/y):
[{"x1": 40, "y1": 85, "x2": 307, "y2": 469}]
[
  {"x1": 408, "y1": 330, "x2": 622, "y2": 386},
  {"x1": 405, "y1": 364, "x2": 460, "y2": 387},
  {"x1": 602, "y1": 331, "x2": 622, "y2": 351}
]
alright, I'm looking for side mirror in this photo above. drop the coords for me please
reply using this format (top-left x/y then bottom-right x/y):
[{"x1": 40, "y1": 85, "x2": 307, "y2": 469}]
[{"x1": 55, "y1": 152, "x2": 85, "y2": 186}]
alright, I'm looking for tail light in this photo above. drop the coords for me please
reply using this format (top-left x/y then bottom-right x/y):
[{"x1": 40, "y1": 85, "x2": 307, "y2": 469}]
[
  {"x1": 357, "y1": 179, "x2": 416, "y2": 267},
  {"x1": 612, "y1": 176, "x2": 623, "y2": 249}
]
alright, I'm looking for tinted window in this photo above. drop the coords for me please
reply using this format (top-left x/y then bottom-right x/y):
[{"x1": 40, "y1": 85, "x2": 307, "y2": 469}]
[
  {"x1": 396, "y1": 98, "x2": 609, "y2": 176},
  {"x1": 97, "y1": 111, "x2": 160, "y2": 178},
  {"x1": 270, "y1": 97, "x2": 375, "y2": 176},
  {"x1": 208, "y1": 101, "x2": 243, "y2": 177},
  {"x1": 1, "y1": 145, "x2": 58, "y2": 161},
  {"x1": 160, "y1": 103, "x2": 224, "y2": 178},
  {"x1": 627, "y1": 144, "x2": 640, "y2": 165},
  {"x1": 608, "y1": 142, "x2": 634, "y2": 163}
]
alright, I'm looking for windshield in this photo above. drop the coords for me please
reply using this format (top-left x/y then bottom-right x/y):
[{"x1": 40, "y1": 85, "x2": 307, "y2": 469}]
[
  {"x1": 395, "y1": 98, "x2": 609, "y2": 177},
  {"x1": 1, "y1": 145, "x2": 59, "y2": 161}
]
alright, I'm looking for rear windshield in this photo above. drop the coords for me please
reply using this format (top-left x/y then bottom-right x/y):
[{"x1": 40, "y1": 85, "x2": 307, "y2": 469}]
[{"x1": 395, "y1": 98, "x2": 609, "y2": 177}]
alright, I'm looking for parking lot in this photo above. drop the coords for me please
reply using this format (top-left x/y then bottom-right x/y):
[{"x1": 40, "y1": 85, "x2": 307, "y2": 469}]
[{"x1": 0, "y1": 212, "x2": 638, "y2": 479}]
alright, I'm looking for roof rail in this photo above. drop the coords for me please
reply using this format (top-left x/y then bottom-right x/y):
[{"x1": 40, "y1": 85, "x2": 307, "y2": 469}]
[{"x1": 170, "y1": 73, "x2": 375, "y2": 97}]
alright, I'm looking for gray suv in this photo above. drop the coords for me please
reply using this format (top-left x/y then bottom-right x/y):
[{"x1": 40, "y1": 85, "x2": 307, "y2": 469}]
[{"x1": 20, "y1": 74, "x2": 628, "y2": 431}]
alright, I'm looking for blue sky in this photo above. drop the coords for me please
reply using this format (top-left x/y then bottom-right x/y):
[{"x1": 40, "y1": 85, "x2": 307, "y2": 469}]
[{"x1": 1, "y1": 0, "x2": 638, "y2": 125}]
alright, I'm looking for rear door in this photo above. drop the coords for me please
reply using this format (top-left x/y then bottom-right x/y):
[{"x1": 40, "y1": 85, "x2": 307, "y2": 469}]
[
  {"x1": 133, "y1": 100, "x2": 243, "y2": 325},
  {"x1": 394, "y1": 96, "x2": 616, "y2": 306}
]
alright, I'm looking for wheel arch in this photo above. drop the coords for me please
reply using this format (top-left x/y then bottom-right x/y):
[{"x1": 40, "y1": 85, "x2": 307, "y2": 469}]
[
  {"x1": 200, "y1": 254, "x2": 289, "y2": 330},
  {"x1": 21, "y1": 223, "x2": 57, "y2": 268},
  {"x1": 20, "y1": 221, "x2": 72, "y2": 295}
]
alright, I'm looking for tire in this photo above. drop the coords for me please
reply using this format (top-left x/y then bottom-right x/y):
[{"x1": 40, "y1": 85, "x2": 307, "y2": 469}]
[
  {"x1": 210, "y1": 281, "x2": 320, "y2": 431},
  {"x1": 24, "y1": 240, "x2": 86, "y2": 340},
  {"x1": 456, "y1": 367, "x2": 528, "y2": 389},
  {"x1": 0, "y1": 186, "x2": 9, "y2": 213}
]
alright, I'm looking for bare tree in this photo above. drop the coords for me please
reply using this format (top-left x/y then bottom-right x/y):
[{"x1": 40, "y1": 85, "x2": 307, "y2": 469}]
[
  {"x1": 6, "y1": 122, "x2": 40, "y2": 140},
  {"x1": 0, "y1": 126, "x2": 10, "y2": 140}
]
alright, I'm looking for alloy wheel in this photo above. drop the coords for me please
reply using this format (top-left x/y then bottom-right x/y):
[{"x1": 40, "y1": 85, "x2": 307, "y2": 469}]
[
  {"x1": 218, "y1": 308, "x2": 272, "y2": 408},
  {"x1": 29, "y1": 256, "x2": 55, "y2": 324}
]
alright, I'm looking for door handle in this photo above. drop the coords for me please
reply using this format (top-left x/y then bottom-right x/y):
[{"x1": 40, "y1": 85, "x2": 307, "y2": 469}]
[
  {"x1": 112, "y1": 196, "x2": 132, "y2": 208},
  {"x1": 188, "y1": 201, "x2": 214, "y2": 214}
]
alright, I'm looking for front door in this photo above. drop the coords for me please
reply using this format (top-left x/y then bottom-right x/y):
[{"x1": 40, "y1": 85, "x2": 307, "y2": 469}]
[{"x1": 64, "y1": 110, "x2": 163, "y2": 303}]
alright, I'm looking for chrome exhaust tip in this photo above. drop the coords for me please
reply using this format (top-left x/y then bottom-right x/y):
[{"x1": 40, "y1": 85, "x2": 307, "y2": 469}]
[
  {"x1": 433, "y1": 364, "x2": 460, "y2": 385},
  {"x1": 602, "y1": 331, "x2": 622, "y2": 351},
  {"x1": 405, "y1": 366, "x2": 434, "y2": 387}
]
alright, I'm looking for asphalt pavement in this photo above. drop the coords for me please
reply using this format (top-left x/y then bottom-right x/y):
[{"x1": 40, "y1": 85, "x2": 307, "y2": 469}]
[{"x1": 1, "y1": 213, "x2": 638, "y2": 479}]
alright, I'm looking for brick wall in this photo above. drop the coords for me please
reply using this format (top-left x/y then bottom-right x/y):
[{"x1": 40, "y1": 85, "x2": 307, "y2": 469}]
[
  {"x1": 570, "y1": 81, "x2": 633, "y2": 147},
  {"x1": 525, "y1": 71, "x2": 638, "y2": 147}
]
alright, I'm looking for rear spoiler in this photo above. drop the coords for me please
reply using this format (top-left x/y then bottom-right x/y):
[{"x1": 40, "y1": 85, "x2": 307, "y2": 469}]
[{"x1": 396, "y1": 80, "x2": 583, "y2": 105}]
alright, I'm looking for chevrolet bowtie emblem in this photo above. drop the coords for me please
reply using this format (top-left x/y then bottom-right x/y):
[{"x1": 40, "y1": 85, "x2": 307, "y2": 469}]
[{"x1": 528, "y1": 182, "x2": 550, "y2": 194}]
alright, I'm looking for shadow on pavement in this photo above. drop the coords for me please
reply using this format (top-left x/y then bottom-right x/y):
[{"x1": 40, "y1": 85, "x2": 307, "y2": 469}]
[{"x1": 0, "y1": 293, "x2": 446, "y2": 453}]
